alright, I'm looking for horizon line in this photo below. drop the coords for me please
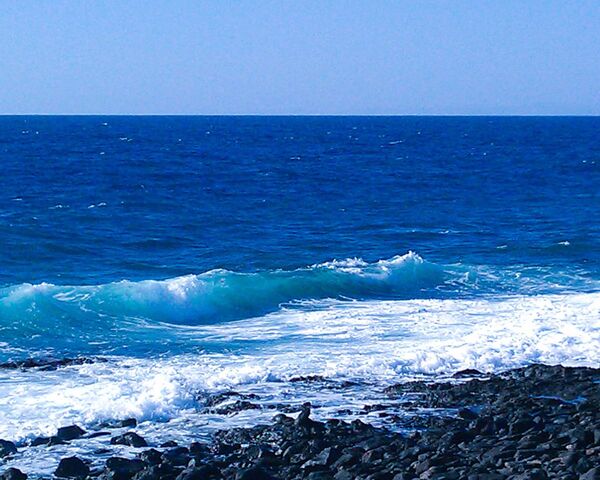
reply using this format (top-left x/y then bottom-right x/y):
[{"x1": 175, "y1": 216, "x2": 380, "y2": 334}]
[{"x1": 1, "y1": 113, "x2": 599, "y2": 117}]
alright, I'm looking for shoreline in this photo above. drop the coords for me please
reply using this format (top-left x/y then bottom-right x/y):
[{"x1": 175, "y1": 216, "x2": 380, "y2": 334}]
[{"x1": 1, "y1": 364, "x2": 599, "y2": 480}]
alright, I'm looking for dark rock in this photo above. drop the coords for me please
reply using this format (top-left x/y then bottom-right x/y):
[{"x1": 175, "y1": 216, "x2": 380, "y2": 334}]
[
  {"x1": 235, "y1": 466, "x2": 272, "y2": 480},
  {"x1": 203, "y1": 391, "x2": 260, "y2": 408},
  {"x1": 458, "y1": 407, "x2": 479, "y2": 420},
  {"x1": 189, "y1": 442, "x2": 210, "y2": 457},
  {"x1": 132, "y1": 466, "x2": 162, "y2": 480},
  {"x1": 210, "y1": 400, "x2": 261, "y2": 416},
  {"x1": 453, "y1": 369, "x2": 485, "y2": 378},
  {"x1": 580, "y1": 468, "x2": 600, "y2": 480},
  {"x1": 289, "y1": 375, "x2": 326, "y2": 383},
  {"x1": 160, "y1": 440, "x2": 178, "y2": 448},
  {"x1": 105, "y1": 457, "x2": 146, "y2": 480},
  {"x1": 0, "y1": 357, "x2": 101, "y2": 371},
  {"x1": 54, "y1": 456, "x2": 90, "y2": 478},
  {"x1": 120, "y1": 419, "x2": 138, "y2": 428},
  {"x1": 0, "y1": 440, "x2": 17, "y2": 458},
  {"x1": 0, "y1": 468, "x2": 27, "y2": 480},
  {"x1": 176, "y1": 465, "x2": 221, "y2": 480},
  {"x1": 509, "y1": 418, "x2": 536, "y2": 435},
  {"x1": 295, "y1": 404, "x2": 313, "y2": 428},
  {"x1": 110, "y1": 432, "x2": 148, "y2": 448},
  {"x1": 30, "y1": 436, "x2": 50, "y2": 447},
  {"x1": 138, "y1": 449, "x2": 162, "y2": 465},
  {"x1": 87, "y1": 431, "x2": 111, "y2": 439},
  {"x1": 161, "y1": 447, "x2": 190, "y2": 467},
  {"x1": 306, "y1": 473, "x2": 334, "y2": 480},
  {"x1": 57, "y1": 425, "x2": 86, "y2": 441},
  {"x1": 48, "y1": 436, "x2": 68, "y2": 446}
]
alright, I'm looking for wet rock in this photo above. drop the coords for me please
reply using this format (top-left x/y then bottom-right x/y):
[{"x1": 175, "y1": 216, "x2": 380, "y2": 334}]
[
  {"x1": 289, "y1": 375, "x2": 327, "y2": 383},
  {"x1": 54, "y1": 456, "x2": 90, "y2": 478},
  {"x1": 0, "y1": 440, "x2": 17, "y2": 458},
  {"x1": 0, "y1": 468, "x2": 27, "y2": 480},
  {"x1": 132, "y1": 466, "x2": 162, "y2": 480},
  {"x1": 30, "y1": 436, "x2": 50, "y2": 447},
  {"x1": 458, "y1": 407, "x2": 479, "y2": 420},
  {"x1": 210, "y1": 401, "x2": 261, "y2": 416},
  {"x1": 161, "y1": 447, "x2": 190, "y2": 467},
  {"x1": 120, "y1": 418, "x2": 138, "y2": 428},
  {"x1": 29, "y1": 435, "x2": 65, "y2": 447},
  {"x1": 138, "y1": 449, "x2": 162, "y2": 466},
  {"x1": 105, "y1": 457, "x2": 146, "y2": 480},
  {"x1": 57, "y1": 425, "x2": 86, "y2": 441},
  {"x1": 176, "y1": 464, "x2": 221, "y2": 480},
  {"x1": 0, "y1": 357, "x2": 101, "y2": 371},
  {"x1": 235, "y1": 466, "x2": 272, "y2": 480},
  {"x1": 189, "y1": 442, "x2": 210, "y2": 458},
  {"x1": 203, "y1": 391, "x2": 260, "y2": 407},
  {"x1": 160, "y1": 440, "x2": 178, "y2": 448},
  {"x1": 9, "y1": 364, "x2": 600, "y2": 480},
  {"x1": 453, "y1": 369, "x2": 485, "y2": 378},
  {"x1": 580, "y1": 468, "x2": 600, "y2": 480},
  {"x1": 111, "y1": 432, "x2": 148, "y2": 448},
  {"x1": 48, "y1": 436, "x2": 68, "y2": 446},
  {"x1": 87, "y1": 431, "x2": 111, "y2": 439}
]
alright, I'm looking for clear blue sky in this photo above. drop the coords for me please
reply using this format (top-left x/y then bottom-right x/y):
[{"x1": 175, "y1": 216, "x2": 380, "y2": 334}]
[{"x1": 1, "y1": 1, "x2": 599, "y2": 115}]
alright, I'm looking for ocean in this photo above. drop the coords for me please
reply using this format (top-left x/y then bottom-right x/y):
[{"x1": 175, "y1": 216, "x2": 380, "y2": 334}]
[{"x1": 0, "y1": 116, "x2": 599, "y2": 472}]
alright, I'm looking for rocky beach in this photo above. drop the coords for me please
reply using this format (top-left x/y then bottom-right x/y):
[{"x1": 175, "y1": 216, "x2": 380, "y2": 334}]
[{"x1": 2, "y1": 364, "x2": 599, "y2": 480}]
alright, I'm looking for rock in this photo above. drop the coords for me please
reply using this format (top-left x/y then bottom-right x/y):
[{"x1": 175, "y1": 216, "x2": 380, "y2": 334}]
[
  {"x1": 302, "y1": 447, "x2": 341, "y2": 469},
  {"x1": 306, "y1": 473, "x2": 334, "y2": 480},
  {"x1": 161, "y1": 447, "x2": 190, "y2": 466},
  {"x1": 361, "y1": 447, "x2": 384, "y2": 463},
  {"x1": 0, "y1": 357, "x2": 100, "y2": 371},
  {"x1": 48, "y1": 436, "x2": 67, "y2": 446},
  {"x1": 176, "y1": 465, "x2": 221, "y2": 480},
  {"x1": 333, "y1": 471, "x2": 354, "y2": 480},
  {"x1": 57, "y1": 425, "x2": 86, "y2": 441},
  {"x1": 509, "y1": 418, "x2": 536, "y2": 435},
  {"x1": 132, "y1": 467, "x2": 161, "y2": 480},
  {"x1": 138, "y1": 449, "x2": 162, "y2": 465},
  {"x1": 0, "y1": 468, "x2": 27, "y2": 480},
  {"x1": 453, "y1": 369, "x2": 485, "y2": 378},
  {"x1": 0, "y1": 440, "x2": 17, "y2": 458},
  {"x1": 105, "y1": 457, "x2": 146, "y2": 480},
  {"x1": 110, "y1": 432, "x2": 148, "y2": 448},
  {"x1": 211, "y1": 400, "x2": 261, "y2": 415},
  {"x1": 31, "y1": 435, "x2": 65, "y2": 446},
  {"x1": 458, "y1": 407, "x2": 479, "y2": 420},
  {"x1": 54, "y1": 456, "x2": 90, "y2": 478},
  {"x1": 160, "y1": 440, "x2": 178, "y2": 448},
  {"x1": 30, "y1": 436, "x2": 50, "y2": 447},
  {"x1": 87, "y1": 431, "x2": 111, "y2": 439},
  {"x1": 120, "y1": 418, "x2": 138, "y2": 428},
  {"x1": 295, "y1": 404, "x2": 313, "y2": 428},
  {"x1": 236, "y1": 466, "x2": 272, "y2": 480},
  {"x1": 580, "y1": 468, "x2": 600, "y2": 480}
]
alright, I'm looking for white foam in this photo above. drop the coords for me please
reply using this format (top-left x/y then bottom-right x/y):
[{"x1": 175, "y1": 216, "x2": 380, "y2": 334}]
[{"x1": 1, "y1": 291, "x2": 598, "y2": 444}]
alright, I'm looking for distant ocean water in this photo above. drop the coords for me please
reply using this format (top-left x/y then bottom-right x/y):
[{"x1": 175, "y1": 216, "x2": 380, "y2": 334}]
[{"x1": 0, "y1": 116, "x2": 599, "y2": 470}]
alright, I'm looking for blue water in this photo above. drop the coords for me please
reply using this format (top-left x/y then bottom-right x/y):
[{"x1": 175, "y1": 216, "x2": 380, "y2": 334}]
[
  {"x1": 2, "y1": 116, "x2": 599, "y2": 286},
  {"x1": 0, "y1": 117, "x2": 599, "y2": 454}
]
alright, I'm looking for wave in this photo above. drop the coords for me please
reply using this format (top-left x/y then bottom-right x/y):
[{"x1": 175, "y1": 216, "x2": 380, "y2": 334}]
[
  {"x1": 2, "y1": 291, "x2": 599, "y2": 443},
  {"x1": 2, "y1": 251, "x2": 598, "y2": 361},
  {"x1": 0, "y1": 252, "x2": 442, "y2": 327}
]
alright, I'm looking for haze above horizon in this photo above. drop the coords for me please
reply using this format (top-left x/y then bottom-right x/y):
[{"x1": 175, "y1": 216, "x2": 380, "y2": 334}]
[{"x1": 1, "y1": 1, "x2": 599, "y2": 115}]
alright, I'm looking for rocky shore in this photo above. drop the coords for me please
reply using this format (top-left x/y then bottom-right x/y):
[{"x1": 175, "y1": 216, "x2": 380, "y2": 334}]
[{"x1": 1, "y1": 364, "x2": 599, "y2": 480}]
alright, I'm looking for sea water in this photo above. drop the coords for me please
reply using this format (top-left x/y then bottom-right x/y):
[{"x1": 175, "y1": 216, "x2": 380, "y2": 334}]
[{"x1": 0, "y1": 116, "x2": 599, "y2": 472}]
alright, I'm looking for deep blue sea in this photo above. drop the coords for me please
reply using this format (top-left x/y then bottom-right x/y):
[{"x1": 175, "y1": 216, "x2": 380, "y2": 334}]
[{"x1": 0, "y1": 116, "x2": 599, "y2": 471}]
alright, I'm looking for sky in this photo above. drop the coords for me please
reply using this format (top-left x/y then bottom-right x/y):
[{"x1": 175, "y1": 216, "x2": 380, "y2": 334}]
[{"x1": 0, "y1": 1, "x2": 599, "y2": 115}]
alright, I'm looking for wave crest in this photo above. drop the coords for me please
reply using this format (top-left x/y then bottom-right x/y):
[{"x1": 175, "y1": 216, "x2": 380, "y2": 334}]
[{"x1": 0, "y1": 252, "x2": 442, "y2": 328}]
